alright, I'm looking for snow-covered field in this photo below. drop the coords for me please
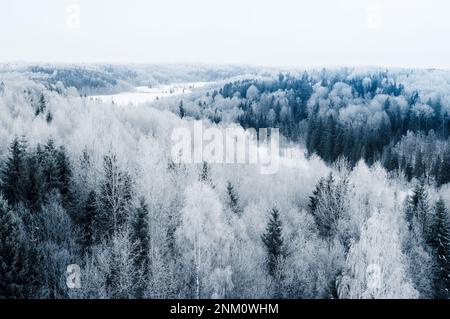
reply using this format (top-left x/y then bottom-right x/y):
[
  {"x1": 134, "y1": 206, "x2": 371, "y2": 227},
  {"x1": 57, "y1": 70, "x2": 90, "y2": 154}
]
[{"x1": 90, "y1": 82, "x2": 209, "y2": 106}]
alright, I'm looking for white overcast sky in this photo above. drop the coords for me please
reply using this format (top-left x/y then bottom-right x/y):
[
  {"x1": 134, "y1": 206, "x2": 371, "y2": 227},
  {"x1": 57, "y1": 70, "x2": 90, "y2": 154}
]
[{"x1": 1, "y1": 0, "x2": 450, "y2": 69}]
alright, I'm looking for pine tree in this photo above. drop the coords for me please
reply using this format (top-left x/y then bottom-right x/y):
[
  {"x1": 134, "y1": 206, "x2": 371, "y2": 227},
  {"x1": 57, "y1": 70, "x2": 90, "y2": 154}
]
[
  {"x1": 199, "y1": 161, "x2": 213, "y2": 187},
  {"x1": 226, "y1": 181, "x2": 242, "y2": 216},
  {"x1": 131, "y1": 197, "x2": 150, "y2": 271},
  {"x1": 41, "y1": 139, "x2": 61, "y2": 192},
  {"x1": 406, "y1": 180, "x2": 432, "y2": 242},
  {"x1": 261, "y1": 208, "x2": 285, "y2": 277},
  {"x1": 22, "y1": 153, "x2": 45, "y2": 212},
  {"x1": 0, "y1": 196, "x2": 36, "y2": 298},
  {"x1": 306, "y1": 116, "x2": 321, "y2": 156},
  {"x1": 46, "y1": 111, "x2": 53, "y2": 123},
  {"x1": 320, "y1": 116, "x2": 336, "y2": 162},
  {"x1": 333, "y1": 126, "x2": 345, "y2": 161},
  {"x1": 79, "y1": 191, "x2": 97, "y2": 252},
  {"x1": 35, "y1": 93, "x2": 46, "y2": 116},
  {"x1": 179, "y1": 100, "x2": 185, "y2": 119},
  {"x1": 0, "y1": 137, "x2": 27, "y2": 206},
  {"x1": 405, "y1": 161, "x2": 414, "y2": 182},
  {"x1": 384, "y1": 147, "x2": 399, "y2": 172},
  {"x1": 309, "y1": 178, "x2": 324, "y2": 215},
  {"x1": 199, "y1": 161, "x2": 209, "y2": 181},
  {"x1": 309, "y1": 173, "x2": 348, "y2": 239},
  {"x1": 56, "y1": 146, "x2": 73, "y2": 207},
  {"x1": 131, "y1": 197, "x2": 151, "y2": 297},
  {"x1": 432, "y1": 199, "x2": 450, "y2": 299},
  {"x1": 414, "y1": 151, "x2": 426, "y2": 179},
  {"x1": 438, "y1": 149, "x2": 450, "y2": 187},
  {"x1": 432, "y1": 157, "x2": 441, "y2": 185}
]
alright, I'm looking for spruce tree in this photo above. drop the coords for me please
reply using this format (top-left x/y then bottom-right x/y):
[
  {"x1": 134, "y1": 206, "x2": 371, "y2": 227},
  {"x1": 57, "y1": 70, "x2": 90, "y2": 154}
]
[
  {"x1": 320, "y1": 115, "x2": 336, "y2": 162},
  {"x1": 405, "y1": 161, "x2": 414, "y2": 182},
  {"x1": 308, "y1": 173, "x2": 348, "y2": 238},
  {"x1": 414, "y1": 151, "x2": 426, "y2": 179},
  {"x1": 261, "y1": 208, "x2": 285, "y2": 277},
  {"x1": 179, "y1": 100, "x2": 185, "y2": 119},
  {"x1": 56, "y1": 146, "x2": 73, "y2": 207},
  {"x1": 131, "y1": 197, "x2": 151, "y2": 297},
  {"x1": 406, "y1": 180, "x2": 432, "y2": 242},
  {"x1": 432, "y1": 199, "x2": 450, "y2": 299},
  {"x1": 0, "y1": 137, "x2": 27, "y2": 206},
  {"x1": 45, "y1": 111, "x2": 53, "y2": 123},
  {"x1": 22, "y1": 153, "x2": 45, "y2": 212},
  {"x1": 432, "y1": 157, "x2": 441, "y2": 185},
  {"x1": 35, "y1": 93, "x2": 46, "y2": 116},
  {"x1": 309, "y1": 177, "x2": 324, "y2": 215},
  {"x1": 226, "y1": 181, "x2": 242, "y2": 216},
  {"x1": 438, "y1": 149, "x2": 450, "y2": 187},
  {"x1": 333, "y1": 126, "x2": 345, "y2": 161},
  {"x1": 79, "y1": 191, "x2": 97, "y2": 252},
  {"x1": 41, "y1": 139, "x2": 61, "y2": 192},
  {"x1": 199, "y1": 161, "x2": 214, "y2": 187},
  {"x1": 0, "y1": 196, "x2": 36, "y2": 298},
  {"x1": 131, "y1": 197, "x2": 150, "y2": 271},
  {"x1": 384, "y1": 147, "x2": 399, "y2": 172}
]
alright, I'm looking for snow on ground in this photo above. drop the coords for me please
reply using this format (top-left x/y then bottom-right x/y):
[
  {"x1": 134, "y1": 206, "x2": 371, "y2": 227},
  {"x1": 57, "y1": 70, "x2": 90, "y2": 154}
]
[{"x1": 90, "y1": 82, "x2": 209, "y2": 106}]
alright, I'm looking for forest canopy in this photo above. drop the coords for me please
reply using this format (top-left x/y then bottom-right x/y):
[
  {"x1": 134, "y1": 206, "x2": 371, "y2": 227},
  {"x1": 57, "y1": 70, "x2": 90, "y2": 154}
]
[{"x1": 1, "y1": 65, "x2": 450, "y2": 299}]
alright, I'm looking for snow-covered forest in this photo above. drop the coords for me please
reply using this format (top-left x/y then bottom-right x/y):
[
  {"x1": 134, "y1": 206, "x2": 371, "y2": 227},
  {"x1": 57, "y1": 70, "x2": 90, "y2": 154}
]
[{"x1": 1, "y1": 64, "x2": 450, "y2": 299}]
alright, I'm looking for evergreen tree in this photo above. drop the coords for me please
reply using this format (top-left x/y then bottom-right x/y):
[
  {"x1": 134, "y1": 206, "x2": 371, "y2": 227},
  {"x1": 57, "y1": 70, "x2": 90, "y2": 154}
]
[
  {"x1": 179, "y1": 100, "x2": 185, "y2": 119},
  {"x1": 131, "y1": 197, "x2": 150, "y2": 271},
  {"x1": 320, "y1": 116, "x2": 337, "y2": 162},
  {"x1": 199, "y1": 161, "x2": 213, "y2": 187},
  {"x1": 35, "y1": 93, "x2": 46, "y2": 116},
  {"x1": 309, "y1": 173, "x2": 348, "y2": 239},
  {"x1": 414, "y1": 151, "x2": 426, "y2": 178},
  {"x1": 0, "y1": 196, "x2": 36, "y2": 298},
  {"x1": 79, "y1": 191, "x2": 97, "y2": 252},
  {"x1": 333, "y1": 126, "x2": 345, "y2": 161},
  {"x1": 130, "y1": 197, "x2": 151, "y2": 297},
  {"x1": 46, "y1": 111, "x2": 53, "y2": 123},
  {"x1": 432, "y1": 199, "x2": 450, "y2": 299},
  {"x1": 406, "y1": 180, "x2": 433, "y2": 242},
  {"x1": 405, "y1": 160, "x2": 414, "y2": 182},
  {"x1": 261, "y1": 208, "x2": 285, "y2": 277},
  {"x1": 0, "y1": 137, "x2": 27, "y2": 206},
  {"x1": 226, "y1": 181, "x2": 242, "y2": 216},
  {"x1": 384, "y1": 147, "x2": 399, "y2": 172},
  {"x1": 432, "y1": 158, "x2": 441, "y2": 185},
  {"x1": 41, "y1": 139, "x2": 61, "y2": 192},
  {"x1": 438, "y1": 149, "x2": 450, "y2": 187},
  {"x1": 22, "y1": 153, "x2": 45, "y2": 212},
  {"x1": 309, "y1": 178, "x2": 324, "y2": 214},
  {"x1": 56, "y1": 146, "x2": 73, "y2": 207},
  {"x1": 306, "y1": 115, "x2": 321, "y2": 156}
]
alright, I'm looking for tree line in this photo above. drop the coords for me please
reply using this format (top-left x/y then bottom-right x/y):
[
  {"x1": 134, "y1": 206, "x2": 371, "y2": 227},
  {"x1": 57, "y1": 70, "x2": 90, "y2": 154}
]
[{"x1": 184, "y1": 70, "x2": 450, "y2": 184}]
